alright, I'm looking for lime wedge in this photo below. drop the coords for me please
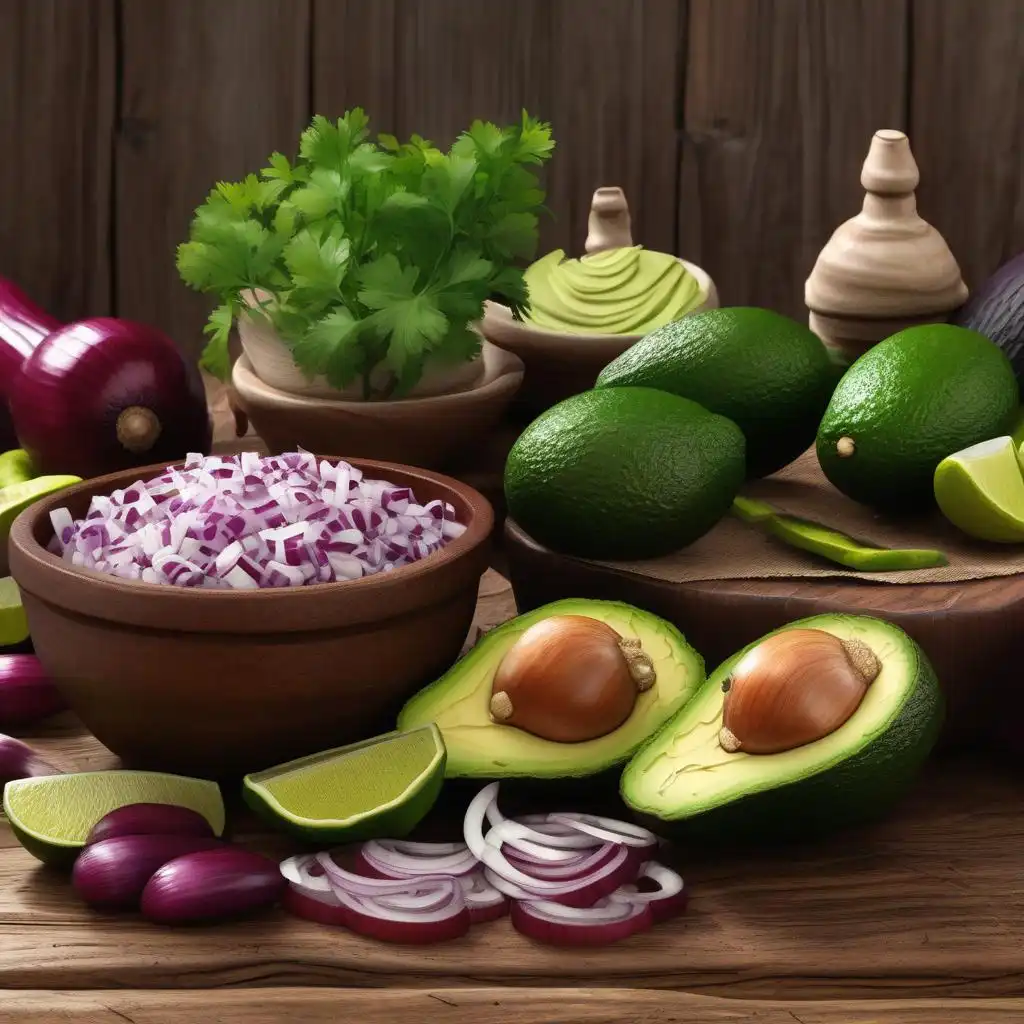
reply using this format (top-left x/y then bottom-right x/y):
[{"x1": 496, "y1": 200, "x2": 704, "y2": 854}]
[
  {"x1": 3, "y1": 771, "x2": 225, "y2": 867},
  {"x1": 0, "y1": 449, "x2": 35, "y2": 490},
  {"x1": 242, "y1": 725, "x2": 446, "y2": 843},
  {"x1": 934, "y1": 436, "x2": 1024, "y2": 542},
  {"x1": 0, "y1": 577, "x2": 28, "y2": 647},
  {"x1": 0, "y1": 474, "x2": 82, "y2": 540}
]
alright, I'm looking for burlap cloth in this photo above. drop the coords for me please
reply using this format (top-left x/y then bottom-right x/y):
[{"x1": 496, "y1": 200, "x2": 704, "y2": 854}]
[{"x1": 589, "y1": 448, "x2": 1024, "y2": 585}]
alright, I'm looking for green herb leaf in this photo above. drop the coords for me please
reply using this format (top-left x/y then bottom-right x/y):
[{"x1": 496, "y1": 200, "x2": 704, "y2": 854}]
[{"x1": 177, "y1": 108, "x2": 554, "y2": 386}]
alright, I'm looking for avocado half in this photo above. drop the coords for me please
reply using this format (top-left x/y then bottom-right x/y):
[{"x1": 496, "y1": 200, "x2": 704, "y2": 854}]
[
  {"x1": 397, "y1": 598, "x2": 705, "y2": 780},
  {"x1": 620, "y1": 613, "x2": 944, "y2": 844}
]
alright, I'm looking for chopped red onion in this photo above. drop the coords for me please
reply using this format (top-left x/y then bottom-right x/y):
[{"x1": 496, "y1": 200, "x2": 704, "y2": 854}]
[{"x1": 47, "y1": 450, "x2": 466, "y2": 588}]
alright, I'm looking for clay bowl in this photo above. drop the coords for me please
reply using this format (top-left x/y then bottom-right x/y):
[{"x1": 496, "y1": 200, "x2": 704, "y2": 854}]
[
  {"x1": 231, "y1": 342, "x2": 524, "y2": 471},
  {"x1": 479, "y1": 260, "x2": 719, "y2": 418},
  {"x1": 8, "y1": 458, "x2": 494, "y2": 779}
]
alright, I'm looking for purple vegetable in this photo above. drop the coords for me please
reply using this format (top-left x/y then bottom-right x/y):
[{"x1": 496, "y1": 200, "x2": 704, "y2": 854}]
[
  {"x1": 0, "y1": 277, "x2": 61, "y2": 450},
  {"x1": 0, "y1": 733, "x2": 61, "y2": 796},
  {"x1": 72, "y1": 834, "x2": 225, "y2": 910},
  {"x1": 0, "y1": 654, "x2": 66, "y2": 728},
  {"x1": 86, "y1": 802, "x2": 216, "y2": 847},
  {"x1": 48, "y1": 450, "x2": 467, "y2": 589},
  {"x1": 140, "y1": 847, "x2": 285, "y2": 925},
  {"x1": 9, "y1": 317, "x2": 212, "y2": 480},
  {"x1": 952, "y1": 252, "x2": 1024, "y2": 389}
]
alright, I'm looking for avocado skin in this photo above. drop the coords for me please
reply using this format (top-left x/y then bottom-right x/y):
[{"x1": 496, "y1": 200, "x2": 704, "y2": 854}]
[
  {"x1": 620, "y1": 614, "x2": 945, "y2": 848},
  {"x1": 816, "y1": 324, "x2": 1020, "y2": 511},
  {"x1": 595, "y1": 307, "x2": 836, "y2": 478},
  {"x1": 504, "y1": 387, "x2": 746, "y2": 560}
]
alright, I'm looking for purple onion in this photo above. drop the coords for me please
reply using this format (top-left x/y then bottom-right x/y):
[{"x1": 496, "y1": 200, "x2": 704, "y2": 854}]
[
  {"x1": 0, "y1": 655, "x2": 67, "y2": 728},
  {"x1": 85, "y1": 802, "x2": 217, "y2": 847},
  {"x1": 0, "y1": 733, "x2": 61, "y2": 796},
  {"x1": 73, "y1": 834, "x2": 226, "y2": 910},
  {"x1": 140, "y1": 847, "x2": 286, "y2": 925}
]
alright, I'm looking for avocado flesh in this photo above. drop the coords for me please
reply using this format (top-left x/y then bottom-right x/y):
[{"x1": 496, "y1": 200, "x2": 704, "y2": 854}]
[
  {"x1": 397, "y1": 598, "x2": 705, "y2": 780},
  {"x1": 620, "y1": 614, "x2": 943, "y2": 841},
  {"x1": 523, "y1": 246, "x2": 703, "y2": 336}
]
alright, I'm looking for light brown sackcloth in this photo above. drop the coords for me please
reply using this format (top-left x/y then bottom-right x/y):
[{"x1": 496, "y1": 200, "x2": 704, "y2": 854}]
[{"x1": 587, "y1": 447, "x2": 1024, "y2": 585}]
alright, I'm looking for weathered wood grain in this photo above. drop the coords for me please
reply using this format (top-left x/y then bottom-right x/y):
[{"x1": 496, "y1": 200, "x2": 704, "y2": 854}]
[
  {"x1": 679, "y1": 0, "x2": 909, "y2": 315},
  {"x1": 910, "y1": 0, "x2": 1024, "y2": 291},
  {"x1": 7, "y1": 988, "x2": 1024, "y2": 1024},
  {"x1": 0, "y1": 0, "x2": 115, "y2": 319},
  {"x1": 115, "y1": 0, "x2": 311, "y2": 361},
  {"x1": 313, "y1": 0, "x2": 398, "y2": 127}
]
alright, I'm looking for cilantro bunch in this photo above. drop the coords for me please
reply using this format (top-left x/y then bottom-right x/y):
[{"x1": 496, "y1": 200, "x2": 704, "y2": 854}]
[{"x1": 176, "y1": 109, "x2": 555, "y2": 399}]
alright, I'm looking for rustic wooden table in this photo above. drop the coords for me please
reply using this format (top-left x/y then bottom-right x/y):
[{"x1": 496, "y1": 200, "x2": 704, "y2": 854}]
[{"x1": 1, "y1": 569, "x2": 1023, "y2": 1023}]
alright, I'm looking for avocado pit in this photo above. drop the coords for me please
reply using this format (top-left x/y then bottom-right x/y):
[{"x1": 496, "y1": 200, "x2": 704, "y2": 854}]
[
  {"x1": 718, "y1": 627, "x2": 881, "y2": 754},
  {"x1": 488, "y1": 615, "x2": 656, "y2": 743}
]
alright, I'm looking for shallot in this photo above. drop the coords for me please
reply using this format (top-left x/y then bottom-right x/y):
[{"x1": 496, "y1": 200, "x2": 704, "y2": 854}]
[
  {"x1": 48, "y1": 450, "x2": 466, "y2": 589},
  {"x1": 280, "y1": 782, "x2": 687, "y2": 947}
]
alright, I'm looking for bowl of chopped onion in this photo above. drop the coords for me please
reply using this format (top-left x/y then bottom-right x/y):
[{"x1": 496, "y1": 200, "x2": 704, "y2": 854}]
[{"x1": 8, "y1": 450, "x2": 493, "y2": 779}]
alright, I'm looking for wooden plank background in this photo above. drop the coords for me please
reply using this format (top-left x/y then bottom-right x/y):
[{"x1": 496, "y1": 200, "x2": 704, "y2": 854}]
[{"x1": 0, "y1": 0, "x2": 1021, "y2": 365}]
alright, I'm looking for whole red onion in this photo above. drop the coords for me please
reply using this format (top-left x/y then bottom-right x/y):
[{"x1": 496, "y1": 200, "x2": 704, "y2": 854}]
[
  {"x1": 0, "y1": 278, "x2": 61, "y2": 450},
  {"x1": 10, "y1": 318, "x2": 212, "y2": 479}
]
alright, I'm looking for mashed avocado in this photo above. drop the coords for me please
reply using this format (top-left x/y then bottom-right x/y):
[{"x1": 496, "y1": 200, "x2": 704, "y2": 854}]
[{"x1": 523, "y1": 245, "x2": 704, "y2": 335}]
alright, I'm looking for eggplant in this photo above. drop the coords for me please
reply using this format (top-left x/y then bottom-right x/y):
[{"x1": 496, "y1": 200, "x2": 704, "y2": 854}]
[{"x1": 953, "y1": 252, "x2": 1024, "y2": 391}]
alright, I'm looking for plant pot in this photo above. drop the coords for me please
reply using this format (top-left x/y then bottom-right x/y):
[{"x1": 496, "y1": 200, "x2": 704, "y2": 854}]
[
  {"x1": 237, "y1": 299, "x2": 485, "y2": 399},
  {"x1": 480, "y1": 258, "x2": 718, "y2": 420},
  {"x1": 231, "y1": 341, "x2": 524, "y2": 471}
]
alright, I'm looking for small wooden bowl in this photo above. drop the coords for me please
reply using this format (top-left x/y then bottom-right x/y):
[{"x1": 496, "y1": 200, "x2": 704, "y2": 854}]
[
  {"x1": 8, "y1": 459, "x2": 494, "y2": 779},
  {"x1": 479, "y1": 260, "x2": 719, "y2": 417},
  {"x1": 231, "y1": 343, "x2": 524, "y2": 470}
]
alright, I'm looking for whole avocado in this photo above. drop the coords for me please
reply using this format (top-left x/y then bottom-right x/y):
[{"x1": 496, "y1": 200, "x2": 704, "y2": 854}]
[
  {"x1": 504, "y1": 387, "x2": 746, "y2": 560},
  {"x1": 595, "y1": 307, "x2": 836, "y2": 478},
  {"x1": 816, "y1": 323, "x2": 1020, "y2": 511}
]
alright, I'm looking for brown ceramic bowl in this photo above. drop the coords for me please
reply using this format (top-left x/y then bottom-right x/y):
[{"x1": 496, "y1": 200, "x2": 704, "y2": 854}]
[
  {"x1": 231, "y1": 342, "x2": 524, "y2": 471},
  {"x1": 8, "y1": 457, "x2": 494, "y2": 779}
]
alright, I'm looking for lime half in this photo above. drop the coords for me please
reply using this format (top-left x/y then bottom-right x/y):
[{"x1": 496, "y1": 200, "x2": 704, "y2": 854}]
[
  {"x1": 243, "y1": 725, "x2": 446, "y2": 844},
  {"x1": 3, "y1": 771, "x2": 225, "y2": 867},
  {"x1": 934, "y1": 436, "x2": 1024, "y2": 542},
  {"x1": 0, "y1": 577, "x2": 28, "y2": 647}
]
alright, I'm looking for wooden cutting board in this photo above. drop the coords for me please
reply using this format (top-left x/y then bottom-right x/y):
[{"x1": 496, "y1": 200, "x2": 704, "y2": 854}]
[{"x1": 504, "y1": 519, "x2": 1024, "y2": 752}]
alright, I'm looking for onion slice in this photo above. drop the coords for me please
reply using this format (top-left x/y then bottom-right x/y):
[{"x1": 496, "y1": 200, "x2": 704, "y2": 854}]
[
  {"x1": 610, "y1": 861, "x2": 688, "y2": 923},
  {"x1": 511, "y1": 896, "x2": 653, "y2": 947},
  {"x1": 463, "y1": 784, "x2": 637, "y2": 907},
  {"x1": 359, "y1": 838, "x2": 478, "y2": 877},
  {"x1": 549, "y1": 812, "x2": 659, "y2": 849}
]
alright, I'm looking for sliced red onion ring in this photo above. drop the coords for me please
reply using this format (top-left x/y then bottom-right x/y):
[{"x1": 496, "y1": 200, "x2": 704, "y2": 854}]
[
  {"x1": 549, "y1": 812, "x2": 659, "y2": 849},
  {"x1": 484, "y1": 804, "x2": 599, "y2": 853},
  {"x1": 460, "y1": 870, "x2": 509, "y2": 923},
  {"x1": 283, "y1": 884, "x2": 348, "y2": 927},
  {"x1": 483, "y1": 819, "x2": 594, "y2": 862},
  {"x1": 464, "y1": 784, "x2": 638, "y2": 908},
  {"x1": 326, "y1": 884, "x2": 470, "y2": 944},
  {"x1": 510, "y1": 895, "x2": 653, "y2": 947},
  {"x1": 611, "y1": 861, "x2": 688, "y2": 923},
  {"x1": 280, "y1": 853, "x2": 331, "y2": 894},
  {"x1": 314, "y1": 851, "x2": 460, "y2": 898},
  {"x1": 505, "y1": 842, "x2": 620, "y2": 879},
  {"x1": 360, "y1": 838, "x2": 478, "y2": 877}
]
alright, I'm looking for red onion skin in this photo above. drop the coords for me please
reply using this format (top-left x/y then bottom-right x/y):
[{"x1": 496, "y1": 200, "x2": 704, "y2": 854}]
[
  {"x1": 85, "y1": 803, "x2": 216, "y2": 847},
  {"x1": 282, "y1": 885, "x2": 349, "y2": 928},
  {"x1": 0, "y1": 655, "x2": 66, "y2": 727},
  {"x1": 72, "y1": 835, "x2": 226, "y2": 911},
  {"x1": 0, "y1": 733, "x2": 61, "y2": 795},
  {"x1": 0, "y1": 279, "x2": 61, "y2": 451},
  {"x1": 510, "y1": 901, "x2": 653, "y2": 948},
  {"x1": 10, "y1": 317, "x2": 212, "y2": 479},
  {"x1": 467, "y1": 898, "x2": 509, "y2": 925},
  {"x1": 140, "y1": 847, "x2": 285, "y2": 925}
]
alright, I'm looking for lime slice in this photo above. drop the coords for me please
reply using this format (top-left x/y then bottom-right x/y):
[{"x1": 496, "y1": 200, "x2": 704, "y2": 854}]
[
  {"x1": 242, "y1": 725, "x2": 446, "y2": 843},
  {"x1": 0, "y1": 474, "x2": 82, "y2": 540},
  {"x1": 0, "y1": 577, "x2": 28, "y2": 647},
  {"x1": 3, "y1": 771, "x2": 225, "y2": 867},
  {"x1": 934, "y1": 436, "x2": 1024, "y2": 542},
  {"x1": 0, "y1": 449, "x2": 35, "y2": 490}
]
